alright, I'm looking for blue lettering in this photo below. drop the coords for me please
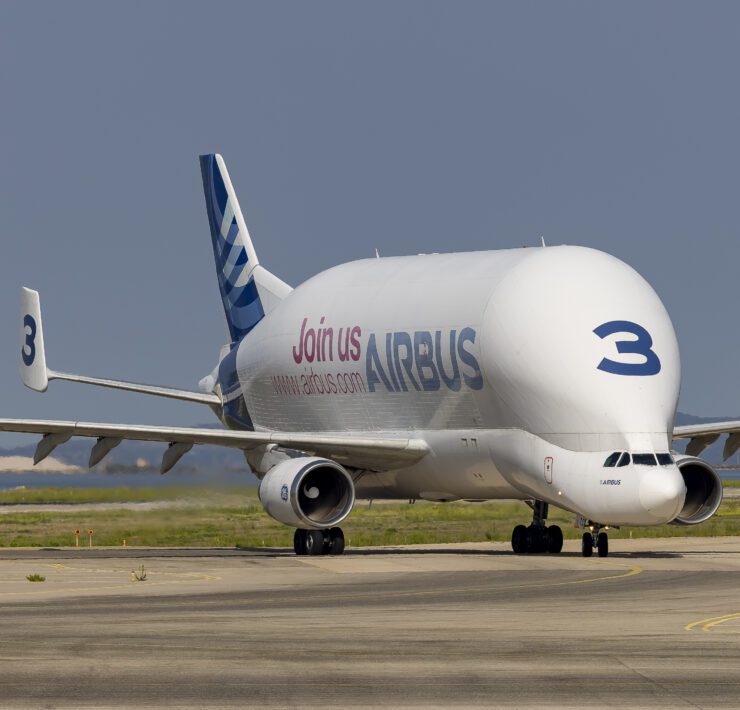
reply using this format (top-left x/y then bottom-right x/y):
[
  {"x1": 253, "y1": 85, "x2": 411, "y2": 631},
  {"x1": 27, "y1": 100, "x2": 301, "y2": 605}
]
[
  {"x1": 385, "y1": 332, "x2": 400, "y2": 392},
  {"x1": 593, "y1": 320, "x2": 661, "y2": 376},
  {"x1": 393, "y1": 331, "x2": 420, "y2": 391},
  {"x1": 414, "y1": 331, "x2": 440, "y2": 391},
  {"x1": 435, "y1": 329, "x2": 461, "y2": 391},
  {"x1": 365, "y1": 327, "x2": 484, "y2": 393},
  {"x1": 458, "y1": 327, "x2": 483, "y2": 390},
  {"x1": 21, "y1": 314, "x2": 36, "y2": 367},
  {"x1": 365, "y1": 333, "x2": 394, "y2": 392}
]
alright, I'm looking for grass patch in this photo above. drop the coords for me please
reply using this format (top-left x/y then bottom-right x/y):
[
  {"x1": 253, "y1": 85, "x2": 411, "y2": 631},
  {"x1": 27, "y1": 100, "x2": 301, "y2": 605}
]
[
  {"x1": 26, "y1": 573, "x2": 45, "y2": 582},
  {"x1": 0, "y1": 487, "x2": 737, "y2": 548},
  {"x1": 0, "y1": 486, "x2": 253, "y2": 505}
]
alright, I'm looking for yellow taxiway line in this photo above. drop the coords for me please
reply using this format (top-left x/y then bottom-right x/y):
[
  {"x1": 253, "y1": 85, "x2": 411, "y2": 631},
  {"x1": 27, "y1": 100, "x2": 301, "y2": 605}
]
[{"x1": 685, "y1": 612, "x2": 740, "y2": 632}]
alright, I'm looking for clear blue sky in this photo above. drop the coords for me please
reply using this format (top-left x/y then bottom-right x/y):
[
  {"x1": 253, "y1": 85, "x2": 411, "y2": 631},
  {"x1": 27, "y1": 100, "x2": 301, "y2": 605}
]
[{"x1": 0, "y1": 1, "x2": 738, "y2": 446}]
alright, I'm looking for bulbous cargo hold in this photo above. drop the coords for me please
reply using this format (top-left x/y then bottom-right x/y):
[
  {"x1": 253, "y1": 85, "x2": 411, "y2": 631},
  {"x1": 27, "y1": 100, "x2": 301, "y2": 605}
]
[
  {"x1": 670, "y1": 455, "x2": 723, "y2": 525},
  {"x1": 258, "y1": 457, "x2": 356, "y2": 529}
]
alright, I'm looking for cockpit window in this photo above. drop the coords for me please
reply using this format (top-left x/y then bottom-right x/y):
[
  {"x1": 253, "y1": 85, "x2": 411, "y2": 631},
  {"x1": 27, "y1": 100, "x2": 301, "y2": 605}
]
[
  {"x1": 633, "y1": 453, "x2": 658, "y2": 466},
  {"x1": 656, "y1": 453, "x2": 673, "y2": 466},
  {"x1": 617, "y1": 452, "x2": 631, "y2": 467},
  {"x1": 603, "y1": 452, "x2": 620, "y2": 467}
]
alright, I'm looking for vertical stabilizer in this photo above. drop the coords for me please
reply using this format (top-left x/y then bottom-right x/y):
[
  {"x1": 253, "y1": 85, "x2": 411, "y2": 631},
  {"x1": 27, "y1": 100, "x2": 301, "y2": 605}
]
[{"x1": 200, "y1": 153, "x2": 265, "y2": 342}]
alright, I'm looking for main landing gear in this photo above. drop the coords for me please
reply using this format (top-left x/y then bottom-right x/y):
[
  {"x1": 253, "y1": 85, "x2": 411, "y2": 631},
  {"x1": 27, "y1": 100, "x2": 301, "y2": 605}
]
[
  {"x1": 581, "y1": 526, "x2": 609, "y2": 558},
  {"x1": 511, "y1": 500, "x2": 563, "y2": 554},
  {"x1": 293, "y1": 527, "x2": 345, "y2": 556}
]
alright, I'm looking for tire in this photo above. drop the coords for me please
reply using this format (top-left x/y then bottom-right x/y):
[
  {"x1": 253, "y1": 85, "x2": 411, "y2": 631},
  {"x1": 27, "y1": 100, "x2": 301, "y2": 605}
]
[
  {"x1": 581, "y1": 532, "x2": 593, "y2": 557},
  {"x1": 526, "y1": 526, "x2": 542, "y2": 553},
  {"x1": 597, "y1": 532, "x2": 609, "y2": 558},
  {"x1": 329, "y1": 527, "x2": 345, "y2": 555},
  {"x1": 293, "y1": 529, "x2": 307, "y2": 556},
  {"x1": 511, "y1": 524, "x2": 528, "y2": 554},
  {"x1": 305, "y1": 529, "x2": 325, "y2": 556},
  {"x1": 547, "y1": 525, "x2": 563, "y2": 554}
]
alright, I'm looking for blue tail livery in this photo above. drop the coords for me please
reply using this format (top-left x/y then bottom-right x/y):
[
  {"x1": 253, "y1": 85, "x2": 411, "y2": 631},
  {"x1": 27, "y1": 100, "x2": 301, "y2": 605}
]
[{"x1": 200, "y1": 153, "x2": 265, "y2": 343}]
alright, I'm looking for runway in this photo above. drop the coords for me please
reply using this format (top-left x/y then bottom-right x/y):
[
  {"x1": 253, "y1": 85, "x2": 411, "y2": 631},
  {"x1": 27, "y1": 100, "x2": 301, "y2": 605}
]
[{"x1": 0, "y1": 537, "x2": 738, "y2": 709}]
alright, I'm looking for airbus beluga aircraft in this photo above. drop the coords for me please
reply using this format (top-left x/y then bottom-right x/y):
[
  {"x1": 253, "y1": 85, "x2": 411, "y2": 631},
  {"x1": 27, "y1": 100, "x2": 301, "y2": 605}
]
[{"x1": 2, "y1": 154, "x2": 737, "y2": 557}]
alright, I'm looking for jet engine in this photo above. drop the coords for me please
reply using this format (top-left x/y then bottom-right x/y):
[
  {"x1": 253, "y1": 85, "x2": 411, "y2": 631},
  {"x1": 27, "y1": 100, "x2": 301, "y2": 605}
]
[
  {"x1": 670, "y1": 455, "x2": 723, "y2": 525},
  {"x1": 258, "y1": 456, "x2": 355, "y2": 529}
]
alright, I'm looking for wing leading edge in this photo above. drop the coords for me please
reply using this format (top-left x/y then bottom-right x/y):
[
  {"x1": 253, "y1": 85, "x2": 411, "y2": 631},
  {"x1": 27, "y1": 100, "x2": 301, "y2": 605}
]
[
  {"x1": 672, "y1": 421, "x2": 740, "y2": 460},
  {"x1": 0, "y1": 419, "x2": 429, "y2": 473}
]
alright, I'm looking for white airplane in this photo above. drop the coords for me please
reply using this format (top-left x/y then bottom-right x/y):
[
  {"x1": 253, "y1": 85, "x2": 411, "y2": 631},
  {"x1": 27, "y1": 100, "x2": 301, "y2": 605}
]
[{"x1": 2, "y1": 154, "x2": 738, "y2": 557}]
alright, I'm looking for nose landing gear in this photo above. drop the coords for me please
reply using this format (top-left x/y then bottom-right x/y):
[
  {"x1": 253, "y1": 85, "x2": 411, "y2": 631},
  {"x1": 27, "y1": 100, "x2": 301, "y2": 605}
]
[
  {"x1": 510, "y1": 500, "x2": 563, "y2": 554},
  {"x1": 294, "y1": 527, "x2": 345, "y2": 556}
]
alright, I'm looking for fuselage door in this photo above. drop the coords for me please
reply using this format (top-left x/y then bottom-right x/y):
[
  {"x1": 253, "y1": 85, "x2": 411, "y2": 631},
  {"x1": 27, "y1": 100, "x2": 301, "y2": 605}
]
[{"x1": 544, "y1": 456, "x2": 554, "y2": 485}]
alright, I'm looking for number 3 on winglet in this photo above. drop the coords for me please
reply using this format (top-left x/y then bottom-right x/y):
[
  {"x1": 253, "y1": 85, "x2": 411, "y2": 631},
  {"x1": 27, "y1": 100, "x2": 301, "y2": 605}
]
[
  {"x1": 593, "y1": 320, "x2": 661, "y2": 376},
  {"x1": 21, "y1": 314, "x2": 37, "y2": 366}
]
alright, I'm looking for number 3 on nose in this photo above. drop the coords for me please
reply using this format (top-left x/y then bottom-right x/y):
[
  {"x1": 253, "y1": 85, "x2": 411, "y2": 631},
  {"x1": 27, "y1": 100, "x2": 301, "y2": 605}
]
[{"x1": 593, "y1": 320, "x2": 661, "y2": 376}]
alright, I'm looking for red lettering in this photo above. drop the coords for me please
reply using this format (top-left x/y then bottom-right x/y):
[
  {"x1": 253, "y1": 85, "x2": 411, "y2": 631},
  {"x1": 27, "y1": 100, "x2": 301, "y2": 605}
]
[
  {"x1": 349, "y1": 326, "x2": 362, "y2": 361},
  {"x1": 292, "y1": 318, "x2": 307, "y2": 364},
  {"x1": 305, "y1": 328, "x2": 316, "y2": 362},
  {"x1": 337, "y1": 327, "x2": 349, "y2": 361}
]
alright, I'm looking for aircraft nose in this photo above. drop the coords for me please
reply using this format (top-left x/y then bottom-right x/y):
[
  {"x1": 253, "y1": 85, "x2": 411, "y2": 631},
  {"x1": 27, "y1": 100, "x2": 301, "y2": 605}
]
[{"x1": 639, "y1": 468, "x2": 686, "y2": 522}]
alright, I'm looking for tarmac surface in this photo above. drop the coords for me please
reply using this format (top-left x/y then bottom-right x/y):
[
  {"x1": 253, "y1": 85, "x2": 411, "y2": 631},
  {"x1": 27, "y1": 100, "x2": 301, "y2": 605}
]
[{"x1": 0, "y1": 537, "x2": 738, "y2": 709}]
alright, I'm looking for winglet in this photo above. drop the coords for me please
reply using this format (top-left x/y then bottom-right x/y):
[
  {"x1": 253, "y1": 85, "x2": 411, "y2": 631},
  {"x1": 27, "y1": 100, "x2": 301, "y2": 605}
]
[{"x1": 19, "y1": 287, "x2": 49, "y2": 392}]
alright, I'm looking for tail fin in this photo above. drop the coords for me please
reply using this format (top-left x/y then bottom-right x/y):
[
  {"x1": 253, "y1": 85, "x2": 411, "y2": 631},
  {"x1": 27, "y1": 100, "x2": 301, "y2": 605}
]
[{"x1": 199, "y1": 154, "x2": 291, "y2": 343}]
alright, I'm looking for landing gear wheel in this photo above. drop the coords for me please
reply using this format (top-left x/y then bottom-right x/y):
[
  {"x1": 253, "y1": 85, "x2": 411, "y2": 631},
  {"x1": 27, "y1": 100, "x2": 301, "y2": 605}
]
[
  {"x1": 304, "y1": 529, "x2": 325, "y2": 556},
  {"x1": 511, "y1": 524, "x2": 528, "y2": 554},
  {"x1": 328, "y1": 527, "x2": 345, "y2": 555},
  {"x1": 512, "y1": 502, "x2": 567, "y2": 555},
  {"x1": 547, "y1": 525, "x2": 563, "y2": 554},
  {"x1": 581, "y1": 532, "x2": 593, "y2": 557},
  {"x1": 293, "y1": 529, "x2": 307, "y2": 556},
  {"x1": 597, "y1": 532, "x2": 609, "y2": 557},
  {"x1": 529, "y1": 526, "x2": 548, "y2": 553}
]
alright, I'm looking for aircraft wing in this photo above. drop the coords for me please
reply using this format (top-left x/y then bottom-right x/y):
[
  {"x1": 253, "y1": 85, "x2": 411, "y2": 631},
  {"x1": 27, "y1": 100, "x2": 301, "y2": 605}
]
[
  {"x1": 0, "y1": 418, "x2": 429, "y2": 473},
  {"x1": 672, "y1": 421, "x2": 740, "y2": 460}
]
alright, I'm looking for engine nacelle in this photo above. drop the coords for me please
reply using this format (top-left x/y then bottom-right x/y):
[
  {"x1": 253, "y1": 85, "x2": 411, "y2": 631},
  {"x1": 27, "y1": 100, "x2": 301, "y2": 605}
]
[
  {"x1": 670, "y1": 455, "x2": 723, "y2": 525},
  {"x1": 258, "y1": 456, "x2": 355, "y2": 529}
]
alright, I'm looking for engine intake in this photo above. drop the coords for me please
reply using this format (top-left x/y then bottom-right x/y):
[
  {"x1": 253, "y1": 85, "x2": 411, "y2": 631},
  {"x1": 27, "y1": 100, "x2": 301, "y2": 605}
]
[
  {"x1": 670, "y1": 455, "x2": 723, "y2": 525},
  {"x1": 258, "y1": 456, "x2": 355, "y2": 529}
]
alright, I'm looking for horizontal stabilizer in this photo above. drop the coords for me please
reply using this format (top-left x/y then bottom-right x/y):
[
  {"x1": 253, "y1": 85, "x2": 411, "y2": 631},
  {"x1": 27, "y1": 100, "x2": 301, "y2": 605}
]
[
  {"x1": 48, "y1": 371, "x2": 220, "y2": 406},
  {"x1": 18, "y1": 288, "x2": 219, "y2": 407}
]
